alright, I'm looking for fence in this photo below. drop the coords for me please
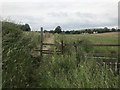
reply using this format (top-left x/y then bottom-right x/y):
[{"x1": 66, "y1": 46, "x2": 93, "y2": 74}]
[{"x1": 36, "y1": 27, "x2": 120, "y2": 75}]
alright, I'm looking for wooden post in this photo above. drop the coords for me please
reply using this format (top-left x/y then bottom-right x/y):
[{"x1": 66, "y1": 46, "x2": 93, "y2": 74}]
[
  {"x1": 61, "y1": 30, "x2": 64, "y2": 55},
  {"x1": 74, "y1": 42, "x2": 77, "y2": 54},
  {"x1": 117, "y1": 53, "x2": 120, "y2": 75},
  {"x1": 115, "y1": 62, "x2": 117, "y2": 72},
  {"x1": 61, "y1": 40, "x2": 64, "y2": 54},
  {"x1": 116, "y1": 62, "x2": 120, "y2": 75},
  {"x1": 40, "y1": 27, "x2": 43, "y2": 61}
]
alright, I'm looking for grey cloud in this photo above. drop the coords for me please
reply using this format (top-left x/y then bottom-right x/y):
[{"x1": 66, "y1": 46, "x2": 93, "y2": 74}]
[
  {"x1": 60, "y1": 21, "x2": 117, "y2": 30},
  {"x1": 76, "y1": 12, "x2": 95, "y2": 18},
  {"x1": 48, "y1": 12, "x2": 68, "y2": 17},
  {"x1": 1, "y1": 0, "x2": 118, "y2": 30}
]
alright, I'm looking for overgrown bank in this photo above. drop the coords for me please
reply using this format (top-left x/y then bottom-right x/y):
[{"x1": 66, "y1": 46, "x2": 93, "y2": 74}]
[{"x1": 2, "y1": 21, "x2": 40, "y2": 88}]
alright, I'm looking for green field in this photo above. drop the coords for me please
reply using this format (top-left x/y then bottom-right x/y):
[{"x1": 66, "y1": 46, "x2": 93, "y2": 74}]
[
  {"x1": 55, "y1": 33, "x2": 119, "y2": 54},
  {"x1": 2, "y1": 21, "x2": 120, "y2": 88}
]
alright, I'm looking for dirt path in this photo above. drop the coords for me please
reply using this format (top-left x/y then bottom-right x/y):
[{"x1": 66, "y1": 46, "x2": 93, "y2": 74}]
[
  {"x1": 43, "y1": 34, "x2": 54, "y2": 50},
  {"x1": 31, "y1": 33, "x2": 54, "y2": 57}
]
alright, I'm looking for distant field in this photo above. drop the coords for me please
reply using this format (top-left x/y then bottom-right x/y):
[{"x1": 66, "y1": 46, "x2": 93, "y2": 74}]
[
  {"x1": 61, "y1": 32, "x2": 119, "y2": 44},
  {"x1": 55, "y1": 32, "x2": 119, "y2": 54}
]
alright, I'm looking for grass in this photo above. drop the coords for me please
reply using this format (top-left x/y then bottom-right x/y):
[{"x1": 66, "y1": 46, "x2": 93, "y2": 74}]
[
  {"x1": 55, "y1": 33, "x2": 119, "y2": 54},
  {"x1": 2, "y1": 21, "x2": 40, "y2": 88},
  {"x1": 2, "y1": 21, "x2": 120, "y2": 88},
  {"x1": 36, "y1": 53, "x2": 119, "y2": 88},
  {"x1": 35, "y1": 33, "x2": 120, "y2": 88}
]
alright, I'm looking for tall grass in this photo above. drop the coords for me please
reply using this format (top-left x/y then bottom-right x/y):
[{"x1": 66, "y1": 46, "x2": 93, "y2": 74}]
[
  {"x1": 2, "y1": 21, "x2": 40, "y2": 88},
  {"x1": 36, "y1": 51, "x2": 119, "y2": 88},
  {"x1": 35, "y1": 34, "x2": 119, "y2": 88}
]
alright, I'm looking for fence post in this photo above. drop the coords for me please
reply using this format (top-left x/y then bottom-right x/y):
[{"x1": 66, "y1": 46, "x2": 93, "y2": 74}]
[
  {"x1": 61, "y1": 40, "x2": 64, "y2": 54},
  {"x1": 40, "y1": 27, "x2": 43, "y2": 61},
  {"x1": 74, "y1": 42, "x2": 77, "y2": 54},
  {"x1": 117, "y1": 56, "x2": 120, "y2": 75},
  {"x1": 116, "y1": 62, "x2": 120, "y2": 75}
]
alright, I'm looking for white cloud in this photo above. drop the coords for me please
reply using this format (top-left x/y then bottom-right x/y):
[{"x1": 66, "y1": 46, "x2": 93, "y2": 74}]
[{"x1": 1, "y1": 0, "x2": 119, "y2": 30}]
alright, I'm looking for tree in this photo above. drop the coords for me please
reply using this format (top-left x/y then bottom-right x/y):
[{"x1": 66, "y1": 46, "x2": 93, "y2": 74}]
[
  {"x1": 44, "y1": 30, "x2": 48, "y2": 33},
  {"x1": 49, "y1": 30, "x2": 54, "y2": 34},
  {"x1": 24, "y1": 24, "x2": 31, "y2": 31},
  {"x1": 54, "y1": 26, "x2": 62, "y2": 34},
  {"x1": 104, "y1": 27, "x2": 109, "y2": 32},
  {"x1": 21, "y1": 24, "x2": 31, "y2": 31},
  {"x1": 111, "y1": 28, "x2": 116, "y2": 32},
  {"x1": 65, "y1": 31, "x2": 70, "y2": 34},
  {"x1": 118, "y1": 29, "x2": 120, "y2": 32}
]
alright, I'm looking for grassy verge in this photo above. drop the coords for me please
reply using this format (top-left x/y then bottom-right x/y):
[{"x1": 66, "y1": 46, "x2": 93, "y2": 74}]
[{"x1": 2, "y1": 21, "x2": 40, "y2": 88}]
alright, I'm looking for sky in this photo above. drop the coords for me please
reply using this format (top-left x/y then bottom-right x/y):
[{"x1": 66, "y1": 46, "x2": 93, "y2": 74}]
[{"x1": 0, "y1": 0, "x2": 120, "y2": 31}]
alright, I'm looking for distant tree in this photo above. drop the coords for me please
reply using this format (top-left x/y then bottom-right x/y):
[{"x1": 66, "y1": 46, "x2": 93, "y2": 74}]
[
  {"x1": 111, "y1": 28, "x2": 116, "y2": 32},
  {"x1": 65, "y1": 31, "x2": 70, "y2": 34},
  {"x1": 24, "y1": 24, "x2": 31, "y2": 31},
  {"x1": 49, "y1": 30, "x2": 54, "y2": 33},
  {"x1": 54, "y1": 26, "x2": 62, "y2": 34},
  {"x1": 21, "y1": 24, "x2": 31, "y2": 31},
  {"x1": 118, "y1": 29, "x2": 120, "y2": 32},
  {"x1": 44, "y1": 30, "x2": 48, "y2": 33},
  {"x1": 104, "y1": 27, "x2": 108, "y2": 30},
  {"x1": 87, "y1": 29, "x2": 93, "y2": 34},
  {"x1": 104, "y1": 27, "x2": 109, "y2": 32}
]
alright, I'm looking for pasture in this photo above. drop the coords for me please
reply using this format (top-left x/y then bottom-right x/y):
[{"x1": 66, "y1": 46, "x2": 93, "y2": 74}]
[
  {"x1": 36, "y1": 32, "x2": 120, "y2": 88},
  {"x1": 55, "y1": 32, "x2": 119, "y2": 54}
]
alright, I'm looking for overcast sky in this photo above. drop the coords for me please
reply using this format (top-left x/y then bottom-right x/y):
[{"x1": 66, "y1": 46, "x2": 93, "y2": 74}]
[{"x1": 0, "y1": 0, "x2": 119, "y2": 31}]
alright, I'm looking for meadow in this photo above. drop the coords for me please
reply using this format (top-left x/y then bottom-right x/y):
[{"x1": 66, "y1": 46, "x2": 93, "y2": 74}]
[
  {"x1": 55, "y1": 33, "x2": 119, "y2": 54},
  {"x1": 2, "y1": 21, "x2": 120, "y2": 88},
  {"x1": 35, "y1": 32, "x2": 120, "y2": 88}
]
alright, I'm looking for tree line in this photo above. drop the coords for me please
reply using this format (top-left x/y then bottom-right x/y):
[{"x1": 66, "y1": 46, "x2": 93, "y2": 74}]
[
  {"x1": 18, "y1": 24, "x2": 120, "y2": 34},
  {"x1": 44, "y1": 26, "x2": 120, "y2": 34}
]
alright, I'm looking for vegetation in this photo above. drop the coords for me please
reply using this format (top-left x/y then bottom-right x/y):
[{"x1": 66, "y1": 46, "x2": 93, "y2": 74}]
[
  {"x1": 2, "y1": 21, "x2": 120, "y2": 88},
  {"x1": 54, "y1": 26, "x2": 62, "y2": 34},
  {"x1": 47, "y1": 26, "x2": 119, "y2": 34},
  {"x1": 20, "y1": 24, "x2": 31, "y2": 31},
  {"x1": 55, "y1": 33, "x2": 119, "y2": 54},
  {"x1": 2, "y1": 21, "x2": 40, "y2": 88},
  {"x1": 36, "y1": 33, "x2": 120, "y2": 88},
  {"x1": 37, "y1": 55, "x2": 119, "y2": 88}
]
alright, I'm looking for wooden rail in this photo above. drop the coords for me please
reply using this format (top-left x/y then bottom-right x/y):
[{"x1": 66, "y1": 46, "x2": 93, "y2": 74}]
[
  {"x1": 38, "y1": 27, "x2": 120, "y2": 74},
  {"x1": 38, "y1": 27, "x2": 120, "y2": 62},
  {"x1": 42, "y1": 52, "x2": 61, "y2": 54},
  {"x1": 64, "y1": 44, "x2": 120, "y2": 47},
  {"x1": 97, "y1": 62, "x2": 120, "y2": 75},
  {"x1": 43, "y1": 43, "x2": 120, "y2": 47},
  {"x1": 43, "y1": 43, "x2": 61, "y2": 46},
  {"x1": 87, "y1": 53, "x2": 118, "y2": 57}
]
